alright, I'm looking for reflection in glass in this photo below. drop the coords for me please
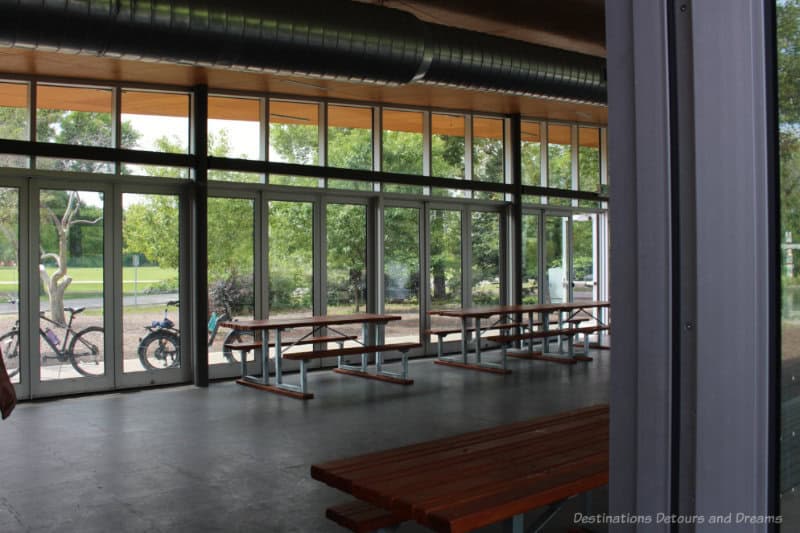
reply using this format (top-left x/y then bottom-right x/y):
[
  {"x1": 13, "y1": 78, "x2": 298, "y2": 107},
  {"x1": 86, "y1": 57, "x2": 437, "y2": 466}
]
[
  {"x1": 471, "y1": 211, "x2": 501, "y2": 305},
  {"x1": 384, "y1": 207, "x2": 420, "y2": 342},
  {"x1": 429, "y1": 210, "x2": 462, "y2": 334},
  {"x1": 39, "y1": 190, "x2": 105, "y2": 380},
  {"x1": 122, "y1": 193, "x2": 180, "y2": 373},
  {"x1": 0, "y1": 188, "x2": 20, "y2": 383},
  {"x1": 522, "y1": 214, "x2": 539, "y2": 304},
  {"x1": 208, "y1": 197, "x2": 255, "y2": 365}
]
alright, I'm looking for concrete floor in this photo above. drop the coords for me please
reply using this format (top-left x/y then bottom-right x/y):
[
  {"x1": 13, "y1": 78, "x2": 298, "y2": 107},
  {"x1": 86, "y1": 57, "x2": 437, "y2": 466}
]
[{"x1": 0, "y1": 351, "x2": 610, "y2": 533}]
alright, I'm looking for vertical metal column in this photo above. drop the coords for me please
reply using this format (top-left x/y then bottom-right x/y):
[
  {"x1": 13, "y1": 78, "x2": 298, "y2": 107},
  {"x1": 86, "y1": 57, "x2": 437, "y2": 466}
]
[
  {"x1": 191, "y1": 85, "x2": 209, "y2": 387},
  {"x1": 510, "y1": 115, "x2": 523, "y2": 310}
]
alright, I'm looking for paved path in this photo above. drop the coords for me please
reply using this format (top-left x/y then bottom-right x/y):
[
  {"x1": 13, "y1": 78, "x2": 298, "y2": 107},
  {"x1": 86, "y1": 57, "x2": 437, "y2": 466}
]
[{"x1": 0, "y1": 292, "x2": 179, "y2": 315}]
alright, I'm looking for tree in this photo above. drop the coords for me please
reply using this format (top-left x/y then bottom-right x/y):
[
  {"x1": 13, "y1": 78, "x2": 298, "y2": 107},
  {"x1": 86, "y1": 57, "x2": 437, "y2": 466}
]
[
  {"x1": 779, "y1": 0, "x2": 800, "y2": 277},
  {"x1": 39, "y1": 191, "x2": 102, "y2": 325}
]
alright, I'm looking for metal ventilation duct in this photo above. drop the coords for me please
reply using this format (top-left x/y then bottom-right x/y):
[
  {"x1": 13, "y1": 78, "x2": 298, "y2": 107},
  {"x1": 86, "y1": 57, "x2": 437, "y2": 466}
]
[{"x1": 0, "y1": 0, "x2": 607, "y2": 103}]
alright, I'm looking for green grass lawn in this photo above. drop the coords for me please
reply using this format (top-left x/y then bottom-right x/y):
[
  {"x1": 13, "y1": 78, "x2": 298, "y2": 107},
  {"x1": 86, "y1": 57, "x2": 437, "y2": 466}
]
[{"x1": 0, "y1": 265, "x2": 177, "y2": 297}]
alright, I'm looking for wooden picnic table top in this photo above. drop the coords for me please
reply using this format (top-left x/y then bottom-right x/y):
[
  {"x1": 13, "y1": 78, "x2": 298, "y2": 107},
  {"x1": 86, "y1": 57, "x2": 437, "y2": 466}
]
[
  {"x1": 429, "y1": 300, "x2": 610, "y2": 319},
  {"x1": 220, "y1": 313, "x2": 402, "y2": 331},
  {"x1": 311, "y1": 404, "x2": 609, "y2": 533}
]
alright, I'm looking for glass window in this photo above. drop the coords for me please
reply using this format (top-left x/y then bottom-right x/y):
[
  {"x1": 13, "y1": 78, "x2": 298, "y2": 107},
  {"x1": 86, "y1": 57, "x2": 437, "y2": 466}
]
[
  {"x1": 521, "y1": 121, "x2": 542, "y2": 187},
  {"x1": 38, "y1": 189, "x2": 105, "y2": 380},
  {"x1": 547, "y1": 124, "x2": 573, "y2": 206},
  {"x1": 121, "y1": 193, "x2": 181, "y2": 373},
  {"x1": 36, "y1": 85, "x2": 114, "y2": 173},
  {"x1": 328, "y1": 105, "x2": 372, "y2": 170},
  {"x1": 36, "y1": 85, "x2": 112, "y2": 147},
  {"x1": 579, "y1": 127, "x2": 601, "y2": 208},
  {"x1": 432, "y1": 114, "x2": 465, "y2": 179},
  {"x1": 121, "y1": 90, "x2": 190, "y2": 153},
  {"x1": 383, "y1": 109, "x2": 423, "y2": 194},
  {"x1": 208, "y1": 95, "x2": 263, "y2": 161},
  {"x1": 0, "y1": 81, "x2": 29, "y2": 167},
  {"x1": 0, "y1": 82, "x2": 29, "y2": 142},
  {"x1": 269, "y1": 100, "x2": 319, "y2": 165},
  {"x1": 121, "y1": 90, "x2": 190, "y2": 177},
  {"x1": 471, "y1": 210, "x2": 501, "y2": 305},
  {"x1": 208, "y1": 96, "x2": 264, "y2": 183},
  {"x1": 473, "y1": 117, "x2": 504, "y2": 201}
]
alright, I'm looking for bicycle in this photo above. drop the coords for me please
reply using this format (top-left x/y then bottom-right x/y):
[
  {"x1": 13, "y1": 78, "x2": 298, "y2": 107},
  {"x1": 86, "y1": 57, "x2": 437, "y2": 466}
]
[
  {"x1": 0, "y1": 306, "x2": 105, "y2": 378},
  {"x1": 136, "y1": 299, "x2": 253, "y2": 370}
]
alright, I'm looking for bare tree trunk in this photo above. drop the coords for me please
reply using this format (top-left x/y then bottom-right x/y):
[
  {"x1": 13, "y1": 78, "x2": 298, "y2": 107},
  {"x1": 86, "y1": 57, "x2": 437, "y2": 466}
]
[{"x1": 39, "y1": 191, "x2": 100, "y2": 326}]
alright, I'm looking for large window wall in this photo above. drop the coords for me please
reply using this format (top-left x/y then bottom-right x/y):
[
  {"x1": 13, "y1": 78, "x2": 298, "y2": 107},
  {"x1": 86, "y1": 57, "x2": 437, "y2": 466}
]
[{"x1": 0, "y1": 77, "x2": 608, "y2": 397}]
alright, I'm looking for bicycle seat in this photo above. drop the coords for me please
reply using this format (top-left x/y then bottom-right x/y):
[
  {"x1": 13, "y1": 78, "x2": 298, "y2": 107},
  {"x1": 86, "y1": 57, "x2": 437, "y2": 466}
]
[{"x1": 66, "y1": 306, "x2": 86, "y2": 316}]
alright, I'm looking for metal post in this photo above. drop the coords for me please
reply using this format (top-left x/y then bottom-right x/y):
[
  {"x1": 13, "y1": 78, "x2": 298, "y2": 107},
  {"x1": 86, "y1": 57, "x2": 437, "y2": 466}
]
[{"x1": 274, "y1": 329, "x2": 283, "y2": 385}]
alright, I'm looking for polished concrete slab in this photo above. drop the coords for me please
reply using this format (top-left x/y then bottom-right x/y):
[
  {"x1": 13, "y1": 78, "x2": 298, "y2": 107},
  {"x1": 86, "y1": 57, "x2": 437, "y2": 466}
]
[{"x1": 0, "y1": 352, "x2": 610, "y2": 532}]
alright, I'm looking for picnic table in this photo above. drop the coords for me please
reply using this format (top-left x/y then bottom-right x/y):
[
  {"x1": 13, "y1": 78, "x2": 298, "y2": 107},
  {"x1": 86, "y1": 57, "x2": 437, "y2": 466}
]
[
  {"x1": 312, "y1": 404, "x2": 609, "y2": 533},
  {"x1": 220, "y1": 313, "x2": 419, "y2": 399},
  {"x1": 428, "y1": 300, "x2": 610, "y2": 371}
]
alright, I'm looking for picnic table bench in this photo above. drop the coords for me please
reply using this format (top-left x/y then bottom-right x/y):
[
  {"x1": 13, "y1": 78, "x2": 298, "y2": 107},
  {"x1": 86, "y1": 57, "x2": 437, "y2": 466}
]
[
  {"x1": 312, "y1": 404, "x2": 609, "y2": 533},
  {"x1": 221, "y1": 313, "x2": 420, "y2": 400}
]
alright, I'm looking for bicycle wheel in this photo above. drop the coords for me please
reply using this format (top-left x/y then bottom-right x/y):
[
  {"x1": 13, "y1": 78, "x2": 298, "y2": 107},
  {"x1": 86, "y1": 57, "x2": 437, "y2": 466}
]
[
  {"x1": 0, "y1": 330, "x2": 20, "y2": 378},
  {"x1": 221, "y1": 329, "x2": 256, "y2": 364},
  {"x1": 68, "y1": 326, "x2": 105, "y2": 377},
  {"x1": 138, "y1": 330, "x2": 180, "y2": 370}
]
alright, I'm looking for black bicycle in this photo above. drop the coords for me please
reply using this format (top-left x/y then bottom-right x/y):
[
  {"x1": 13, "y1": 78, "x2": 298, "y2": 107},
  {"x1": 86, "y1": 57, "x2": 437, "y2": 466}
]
[
  {"x1": 0, "y1": 306, "x2": 104, "y2": 378},
  {"x1": 136, "y1": 299, "x2": 252, "y2": 370}
]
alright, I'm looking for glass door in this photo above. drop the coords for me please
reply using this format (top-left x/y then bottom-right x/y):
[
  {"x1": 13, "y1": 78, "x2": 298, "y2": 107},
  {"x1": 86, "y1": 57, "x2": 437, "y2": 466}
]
[
  {"x1": 32, "y1": 183, "x2": 112, "y2": 396},
  {"x1": 571, "y1": 213, "x2": 598, "y2": 302},
  {"x1": 267, "y1": 199, "x2": 314, "y2": 371},
  {"x1": 0, "y1": 185, "x2": 22, "y2": 394},
  {"x1": 428, "y1": 208, "x2": 462, "y2": 339},
  {"x1": 544, "y1": 213, "x2": 570, "y2": 303},
  {"x1": 383, "y1": 205, "x2": 421, "y2": 344},
  {"x1": 521, "y1": 212, "x2": 541, "y2": 304},
  {"x1": 119, "y1": 190, "x2": 187, "y2": 386},
  {"x1": 207, "y1": 195, "x2": 257, "y2": 379}
]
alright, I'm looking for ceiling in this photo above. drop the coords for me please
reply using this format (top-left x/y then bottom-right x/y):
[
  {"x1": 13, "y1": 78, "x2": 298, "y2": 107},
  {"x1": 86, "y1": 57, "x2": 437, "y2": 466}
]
[
  {"x1": 355, "y1": 0, "x2": 606, "y2": 57},
  {"x1": 0, "y1": 1, "x2": 607, "y2": 127}
]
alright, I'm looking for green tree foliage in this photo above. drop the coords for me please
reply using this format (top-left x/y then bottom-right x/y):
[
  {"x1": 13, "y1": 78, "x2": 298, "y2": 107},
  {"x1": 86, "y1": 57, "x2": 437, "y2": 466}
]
[
  {"x1": 384, "y1": 207, "x2": 419, "y2": 302},
  {"x1": 780, "y1": 0, "x2": 800, "y2": 277},
  {"x1": 269, "y1": 201, "x2": 313, "y2": 311},
  {"x1": 430, "y1": 210, "x2": 461, "y2": 304}
]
